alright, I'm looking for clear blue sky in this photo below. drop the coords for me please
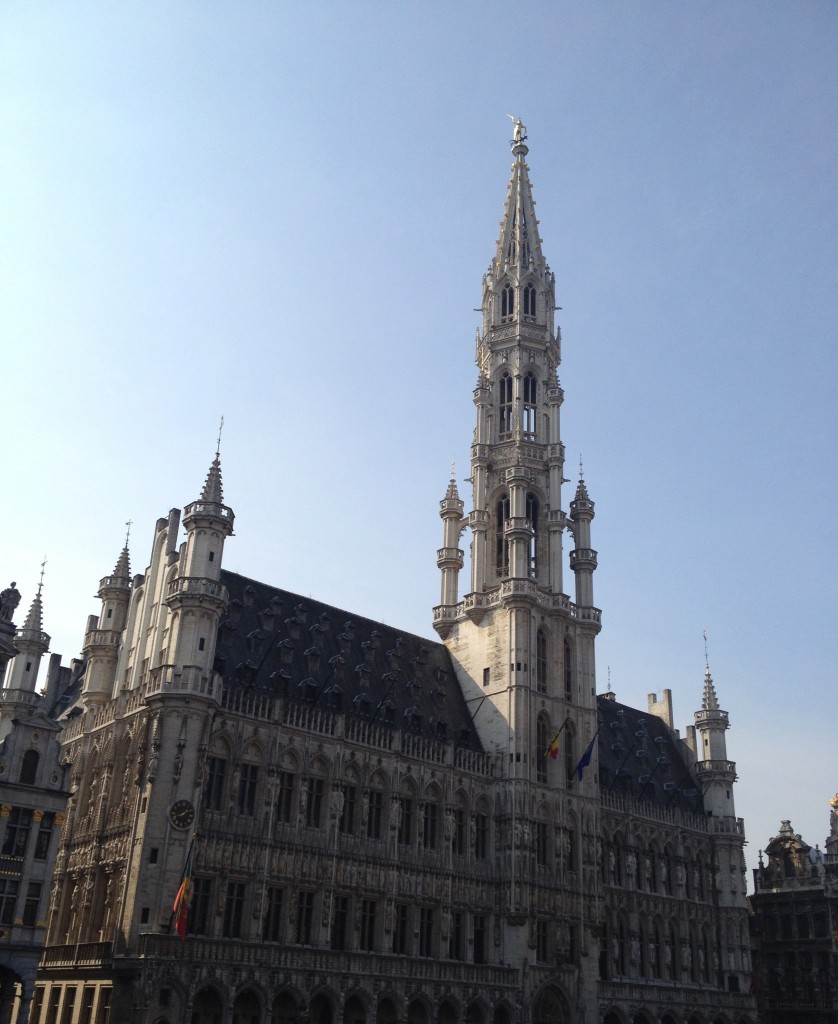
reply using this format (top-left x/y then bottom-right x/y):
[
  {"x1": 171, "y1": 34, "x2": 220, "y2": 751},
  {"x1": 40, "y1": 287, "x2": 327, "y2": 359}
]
[{"x1": 2, "y1": 2, "x2": 836, "y2": 883}]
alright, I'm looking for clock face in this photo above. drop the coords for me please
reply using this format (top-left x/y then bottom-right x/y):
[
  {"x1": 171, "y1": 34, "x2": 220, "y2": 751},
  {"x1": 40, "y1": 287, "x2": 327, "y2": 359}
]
[{"x1": 169, "y1": 799, "x2": 195, "y2": 830}]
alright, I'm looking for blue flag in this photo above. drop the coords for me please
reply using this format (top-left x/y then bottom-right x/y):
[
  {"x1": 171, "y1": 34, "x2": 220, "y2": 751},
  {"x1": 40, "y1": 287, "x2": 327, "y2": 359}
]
[{"x1": 575, "y1": 733, "x2": 597, "y2": 781}]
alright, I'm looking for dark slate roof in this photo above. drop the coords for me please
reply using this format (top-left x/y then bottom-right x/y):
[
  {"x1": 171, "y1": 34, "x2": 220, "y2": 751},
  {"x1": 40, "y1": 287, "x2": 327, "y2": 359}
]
[
  {"x1": 596, "y1": 694, "x2": 703, "y2": 814},
  {"x1": 217, "y1": 570, "x2": 483, "y2": 751}
]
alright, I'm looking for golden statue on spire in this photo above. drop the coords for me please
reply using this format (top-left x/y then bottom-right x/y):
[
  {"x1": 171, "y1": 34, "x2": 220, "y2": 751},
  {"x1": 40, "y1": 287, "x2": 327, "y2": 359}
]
[{"x1": 507, "y1": 115, "x2": 528, "y2": 145}]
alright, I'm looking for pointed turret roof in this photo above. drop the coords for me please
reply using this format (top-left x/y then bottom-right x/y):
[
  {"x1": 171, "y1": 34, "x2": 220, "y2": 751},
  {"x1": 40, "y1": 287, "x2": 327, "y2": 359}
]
[
  {"x1": 201, "y1": 453, "x2": 224, "y2": 504},
  {"x1": 701, "y1": 664, "x2": 720, "y2": 711},
  {"x1": 494, "y1": 121, "x2": 546, "y2": 273},
  {"x1": 113, "y1": 545, "x2": 131, "y2": 580},
  {"x1": 21, "y1": 591, "x2": 43, "y2": 635},
  {"x1": 445, "y1": 462, "x2": 460, "y2": 502},
  {"x1": 13, "y1": 580, "x2": 50, "y2": 655}
]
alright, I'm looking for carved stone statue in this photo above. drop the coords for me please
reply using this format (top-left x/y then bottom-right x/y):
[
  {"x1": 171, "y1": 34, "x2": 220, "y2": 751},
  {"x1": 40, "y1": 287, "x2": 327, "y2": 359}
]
[{"x1": 0, "y1": 583, "x2": 21, "y2": 622}]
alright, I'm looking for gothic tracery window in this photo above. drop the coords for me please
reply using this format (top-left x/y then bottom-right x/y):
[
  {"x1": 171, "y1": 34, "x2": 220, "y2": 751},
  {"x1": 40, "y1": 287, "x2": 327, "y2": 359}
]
[
  {"x1": 495, "y1": 494, "x2": 510, "y2": 576},
  {"x1": 522, "y1": 373, "x2": 537, "y2": 439},
  {"x1": 501, "y1": 284, "x2": 514, "y2": 319},
  {"x1": 498, "y1": 373, "x2": 513, "y2": 439},
  {"x1": 536, "y1": 629, "x2": 548, "y2": 693},
  {"x1": 523, "y1": 283, "x2": 536, "y2": 319},
  {"x1": 526, "y1": 492, "x2": 539, "y2": 576}
]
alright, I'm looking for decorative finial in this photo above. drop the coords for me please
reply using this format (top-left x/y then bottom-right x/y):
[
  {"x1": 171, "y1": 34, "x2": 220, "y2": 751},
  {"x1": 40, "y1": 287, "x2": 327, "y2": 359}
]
[
  {"x1": 450, "y1": 457, "x2": 456, "y2": 481},
  {"x1": 703, "y1": 629, "x2": 709, "y2": 669},
  {"x1": 37, "y1": 557, "x2": 47, "y2": 597},
  {"x1": 216, "y1": 415, "x2": 225, "y2": 457},
  {"x1": 607, "y1": 665, "x2": 612, "y2": 693},
  {"x1": 124, "y1": 519, "x2": 133, "y2": 548},
  {"x1": 578, "y1": 453, "x2": 584, "y2": 482}
]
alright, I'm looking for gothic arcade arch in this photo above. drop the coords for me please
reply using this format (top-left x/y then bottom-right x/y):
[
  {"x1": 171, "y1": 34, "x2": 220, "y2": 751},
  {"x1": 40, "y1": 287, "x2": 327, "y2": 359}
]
[
  {"x1": 191, "y1": 985, "x2": 225, "y2": 1024},
  {"x1": 532, "y1": 983, "x2": 572, "y2": 1024},
  {"x1": 406, "y1": 995, "x2": 432, "y2": 1024},
  {"x1": 344, "y1": 992, "x2": 370, "y2": 1024},
  {"x1": 232, "y1": 987, "x2": 263, "y2": 1024},
  {"x1": 376, "y1": 995, "x2": 400, "y2": 1024}
]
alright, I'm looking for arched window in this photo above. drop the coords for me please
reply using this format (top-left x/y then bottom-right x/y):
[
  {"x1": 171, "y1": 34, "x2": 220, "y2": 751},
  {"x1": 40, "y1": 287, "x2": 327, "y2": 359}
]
[
  {"x1": 522, "y1": 373, "x2": 537, "y2": 439},
  {"x1": 526, "y1": 493, "x2": 539, "y2": 576},
  {"x1": 19, "y1": 749, "x2": 39, "y2": 785},
  {"x1": 652, "y1": 919, "x2": 664, "y2": 978},
  {"x1": 563, "y1": 639, "x2": 573, "y2": 699},
  {"x1": 495, "y1": 495, "x2": 510, "y2": 576},
  {"x1": 523, "y1": 283, "x2": 536, "y2": 319},
  {"x1": 501, "y1": 284, "x2": 514, "y2": 318},
  {"x1": 498, "y1": 373, "x2": 513, "y2": 439},
  {"x1": 564, "y1": 722, "x2": 576, "y2": 788},
  {"x1": 535, "y1": 630, "x2": 547, "y2": 693},
  {"x1": 536, "y1": 715, "x2": 549, "y2": 784}
]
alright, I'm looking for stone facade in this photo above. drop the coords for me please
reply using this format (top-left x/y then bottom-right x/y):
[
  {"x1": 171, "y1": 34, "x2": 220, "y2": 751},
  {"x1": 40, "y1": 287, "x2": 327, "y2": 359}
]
[
  {"x1": 0, "y1": 587, "x2": 71, "y2": 1024},
  {"x1": 750, "y1": 813, "x2": 838, "y2": 1023},
  {"x1": 27, "y1": 128, "x2": 758, "y2": 1024}
]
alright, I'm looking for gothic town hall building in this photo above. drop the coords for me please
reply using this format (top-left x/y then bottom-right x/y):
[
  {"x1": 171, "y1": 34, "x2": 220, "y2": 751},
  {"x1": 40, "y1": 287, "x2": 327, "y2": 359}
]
[{"x1": 18, "y1": 129, "x2": 757, "y2": 1024}]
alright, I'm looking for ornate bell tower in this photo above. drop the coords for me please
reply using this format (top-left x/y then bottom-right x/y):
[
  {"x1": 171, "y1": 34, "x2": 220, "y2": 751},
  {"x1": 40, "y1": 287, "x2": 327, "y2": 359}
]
[{"x1": 434, "y1": 122, "x2": 601, "y2": 763}]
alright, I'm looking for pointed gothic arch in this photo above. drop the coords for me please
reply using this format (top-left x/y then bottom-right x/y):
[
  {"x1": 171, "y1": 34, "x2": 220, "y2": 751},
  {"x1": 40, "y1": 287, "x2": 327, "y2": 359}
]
[
  {"x1": 497, "y1": 373, "x2": 513, "y2": 439},
  {"x1": 375, "y1": 997, "x2": 399, "y2": 1024},
  {"x1": 526, "y1": 491, "x2": 540, "y2": 576},
  {"x1": 535, "y1": 627, "x2": 548, "y2": 693},
  {"x1": 536, "y1": 714, "x2": 550, "y2": 783},
  {"x1": 531, "y1": 983, "x2": 571, "y2": 1024},
  {"x1": 495, "y1": 492, "x2": 510, "y2": 576},
  {"x1": 522, "y1": 372, "x2": 537, "y2": 439}
]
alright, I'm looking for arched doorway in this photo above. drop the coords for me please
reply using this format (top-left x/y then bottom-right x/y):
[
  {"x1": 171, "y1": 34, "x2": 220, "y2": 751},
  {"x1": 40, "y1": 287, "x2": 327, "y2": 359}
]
[
  {"x1": 272, "y1": 992, "x2": 299, "y2": 1024},
  {"x1": 439, "y1": 1000, "x2": 458, "y2": 1024},
  {"x1": 377, "y1": 998, "x2": 398, "y2": 1024},
  {"x1": 345, "y1": 995, "x2": 367, "y2": 1024},
  {"x1": 232, "y1": 989, "x2": 261, "y2": 1024},
  {"x1": 493, "y1": 1005, "x2": 512, "y2": 1024},
  {"x1": 310, "y1": 994, "x2": 334, "y2": 1024},
  {"x1": 466, "y1": 1001, "x2": 486, "y2": 1024},
  {"x1": 533, "y1": 986, "x2": 571, "y2": 1024},
  {"x1": 192, "y1": 987, "x2": 224, "y2": 1024},
  {"x1": 407, "y1": 998, "x2": 429, "y2": 1024}
]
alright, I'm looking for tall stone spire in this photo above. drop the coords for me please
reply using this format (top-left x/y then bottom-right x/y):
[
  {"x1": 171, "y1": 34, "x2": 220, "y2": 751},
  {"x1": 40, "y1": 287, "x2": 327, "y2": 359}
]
[{"x1": 494, "y1": 119, "x2": 547, "y2": 275}]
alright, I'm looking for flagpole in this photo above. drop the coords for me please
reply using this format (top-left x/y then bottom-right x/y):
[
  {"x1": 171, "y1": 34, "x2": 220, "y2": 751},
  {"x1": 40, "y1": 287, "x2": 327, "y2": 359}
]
[{"x1": 169, "y1": 835, "x2": 195, "y2": 936}]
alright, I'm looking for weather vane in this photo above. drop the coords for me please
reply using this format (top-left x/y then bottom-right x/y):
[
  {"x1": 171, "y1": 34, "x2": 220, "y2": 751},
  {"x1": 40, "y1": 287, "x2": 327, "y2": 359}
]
[
  {"x1": 37, "y1": 556, "x2": 47, "y2": 596},
  {"x1": 216, "y1": 414, "x2": 225, "y2": 456}
]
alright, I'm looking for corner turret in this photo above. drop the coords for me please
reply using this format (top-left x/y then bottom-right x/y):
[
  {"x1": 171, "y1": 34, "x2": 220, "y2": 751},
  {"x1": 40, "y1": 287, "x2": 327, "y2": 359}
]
[
  {"x1": 165, "y1": 449, "x2": 235, "y2": 681},
  {"x1": 5, "y1": 576, "x2": 50, "y2": 693},
  {"x1": 433, "y1": 466, "x2": 465, "y2": 638},
  {"x1": 81, "y1": 538, "x2": 132, "y2": 705},
  {"x1": 568, "y1": 469, "x2": 598, "y2": 611}
]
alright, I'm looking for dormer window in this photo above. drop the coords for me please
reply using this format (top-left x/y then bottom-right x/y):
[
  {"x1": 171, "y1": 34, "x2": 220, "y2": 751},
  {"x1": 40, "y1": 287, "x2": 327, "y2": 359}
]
[
  {"x1": 523, "y1": 283, "x2": 536, "y2": 319},
  {"x1": 501, "y1": 284, "x2": 514, "y2": 319}
]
